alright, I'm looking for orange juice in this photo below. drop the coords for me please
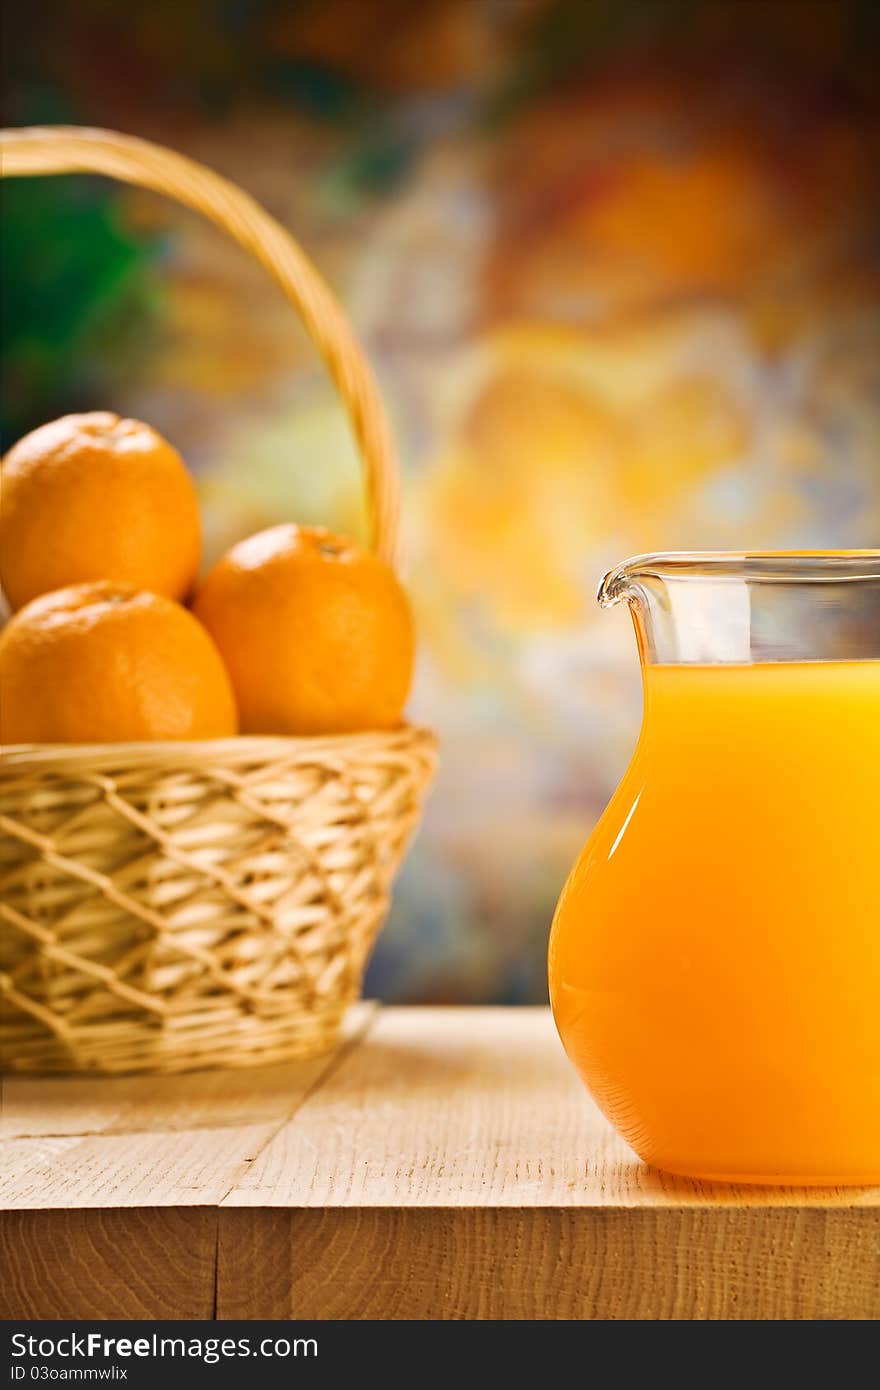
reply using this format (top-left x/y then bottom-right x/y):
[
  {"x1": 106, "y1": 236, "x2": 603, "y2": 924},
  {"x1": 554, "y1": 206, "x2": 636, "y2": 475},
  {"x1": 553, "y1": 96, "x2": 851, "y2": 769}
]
[{"x1": 549, "y1": 660, "x2": 880, "y2": 1183}]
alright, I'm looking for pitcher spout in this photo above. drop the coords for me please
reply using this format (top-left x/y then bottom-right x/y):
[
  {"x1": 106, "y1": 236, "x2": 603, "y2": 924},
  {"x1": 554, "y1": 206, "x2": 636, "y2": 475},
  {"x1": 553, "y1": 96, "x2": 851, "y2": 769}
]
[
  {"x1": 597, "y1": 552, "x2": 672, "y2": 609},
  {"x1": 597, "y1": 553, "x2": 663, "y2": 609},
  {"x1": 596, "y1": 550, "x2": 879, "y2": 665},
  {"x1": 596, "y1": 561, "x2": 635, "y2": 609}
]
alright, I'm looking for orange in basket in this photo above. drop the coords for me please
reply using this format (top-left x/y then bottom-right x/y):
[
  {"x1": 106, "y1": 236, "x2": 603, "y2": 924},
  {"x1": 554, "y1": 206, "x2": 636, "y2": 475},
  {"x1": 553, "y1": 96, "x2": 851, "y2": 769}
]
[
  {"x1": 0, "y1": 582, "x2": 237, "y2": 744},
  {"x1": 0, "y1": 125, "x2": 436, "y2": 1076},
  {"x1": 194, "y1": 523, "x2": 414, "y2": 735},
  {"x1": 0, "y1": 412, "x2": 201, "y2": 611}
]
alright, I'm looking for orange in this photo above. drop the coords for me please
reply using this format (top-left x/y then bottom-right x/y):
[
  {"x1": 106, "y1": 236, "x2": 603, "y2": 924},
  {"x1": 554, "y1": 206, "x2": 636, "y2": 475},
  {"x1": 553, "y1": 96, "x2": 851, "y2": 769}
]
[
  {"x1": 0, "y1": 583, "x2": 237, "y2": 743},
  {"x1": 193, "y1": 524, "x2": 414, "y2": 735},
  {"x1": 0, "y1": 412, "x2": 201, "y2": 611}
]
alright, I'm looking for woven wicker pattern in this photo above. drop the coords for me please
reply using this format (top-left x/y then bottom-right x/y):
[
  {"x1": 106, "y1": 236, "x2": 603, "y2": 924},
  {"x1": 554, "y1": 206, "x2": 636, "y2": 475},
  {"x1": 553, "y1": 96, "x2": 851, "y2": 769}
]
[
  {"x1": 0, "y1": 127, "x2": 436, "y2": 1073},
  {"x1": 0, "y1": 733, "x2": 435, "y2": 1073}
]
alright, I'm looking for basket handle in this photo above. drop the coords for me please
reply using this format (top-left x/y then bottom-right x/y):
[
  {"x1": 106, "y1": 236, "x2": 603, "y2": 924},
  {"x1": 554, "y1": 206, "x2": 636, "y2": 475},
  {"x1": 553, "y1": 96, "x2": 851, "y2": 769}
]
[{"x1": 0, "y1": 124, "x2": 401, "y2": 568}]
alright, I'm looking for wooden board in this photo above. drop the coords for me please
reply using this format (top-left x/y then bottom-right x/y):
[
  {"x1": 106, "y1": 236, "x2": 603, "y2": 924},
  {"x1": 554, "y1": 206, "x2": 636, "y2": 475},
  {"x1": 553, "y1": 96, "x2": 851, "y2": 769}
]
[
  {"x1": 217, "y1": 1206, "x2": 878, "y2": 1321},
  {"x1": 223, "y1": 1007, "x2": 880, "y2": 1208},
  {"x1": 0, "y1": 1005, "x2": 374, "y2": 1319},
  {"x1": 0, "y1": 1003, "x2": 375, "y2": 1209},
  {"x1": 2, "y1": 1006, "x2": 878, "y2": 1320},
  {"x1": 0, "y1": 1208, "x2": 215, "y2": 1320}
]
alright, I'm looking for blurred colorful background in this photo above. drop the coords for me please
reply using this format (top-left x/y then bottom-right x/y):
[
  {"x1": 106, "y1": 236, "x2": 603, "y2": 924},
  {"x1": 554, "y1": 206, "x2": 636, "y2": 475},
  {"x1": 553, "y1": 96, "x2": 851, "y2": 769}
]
[{"x1": 3, "y1": 0, "x2": 879, "y2": 1002}]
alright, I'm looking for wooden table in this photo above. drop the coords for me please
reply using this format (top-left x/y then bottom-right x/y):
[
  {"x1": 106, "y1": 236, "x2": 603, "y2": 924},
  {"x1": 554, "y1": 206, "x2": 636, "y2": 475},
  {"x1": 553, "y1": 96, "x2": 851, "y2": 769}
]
[{"x1": 2, "y1": 1006, "x2": 878, "y2": 1321}]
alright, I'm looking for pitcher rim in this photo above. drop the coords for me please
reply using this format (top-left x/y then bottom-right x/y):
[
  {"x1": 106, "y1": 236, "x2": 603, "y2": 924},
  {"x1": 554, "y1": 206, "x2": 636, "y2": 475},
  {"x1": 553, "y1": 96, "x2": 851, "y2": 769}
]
[{"x1": 598, "y1": 549, "x2": 880, "y2": 607}]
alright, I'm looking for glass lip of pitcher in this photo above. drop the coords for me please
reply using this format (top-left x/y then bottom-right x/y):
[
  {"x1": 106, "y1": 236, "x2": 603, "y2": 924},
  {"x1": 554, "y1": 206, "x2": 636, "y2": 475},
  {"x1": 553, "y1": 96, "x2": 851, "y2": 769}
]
[{"x1": 598, "y1": 549, "x2": 880, "y2": 608}]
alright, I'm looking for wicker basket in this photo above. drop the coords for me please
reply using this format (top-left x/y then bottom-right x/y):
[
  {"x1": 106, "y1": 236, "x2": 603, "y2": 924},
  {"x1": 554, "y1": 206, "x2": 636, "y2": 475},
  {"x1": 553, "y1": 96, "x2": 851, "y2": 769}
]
[{"x1": 0, "y1": 126, "x2": 437, "y2": 1074}]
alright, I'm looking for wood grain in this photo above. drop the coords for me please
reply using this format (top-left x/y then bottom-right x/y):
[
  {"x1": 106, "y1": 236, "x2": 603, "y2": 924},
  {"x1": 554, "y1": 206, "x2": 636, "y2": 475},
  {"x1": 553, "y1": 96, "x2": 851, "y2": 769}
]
[
  {"x1": 0, "y1": 1208, "x2": 214, "y2": 1319},
  {"x1": 0, "y1": 1006, "x2": 373, "y2": 1319},
  {"x1": 217, "y1": 1206, "x2": 880, "y2": 1320},
  {"x1": 0, "y1": 1003, "x2": 375, "y2": 1209}
]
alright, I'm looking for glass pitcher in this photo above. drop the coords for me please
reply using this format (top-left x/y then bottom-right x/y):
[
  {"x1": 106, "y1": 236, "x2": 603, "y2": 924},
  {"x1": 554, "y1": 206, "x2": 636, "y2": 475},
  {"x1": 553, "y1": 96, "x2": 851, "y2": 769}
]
[{"x1": 548, "y1": 551, "x2": 880, "y2": 1185}]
